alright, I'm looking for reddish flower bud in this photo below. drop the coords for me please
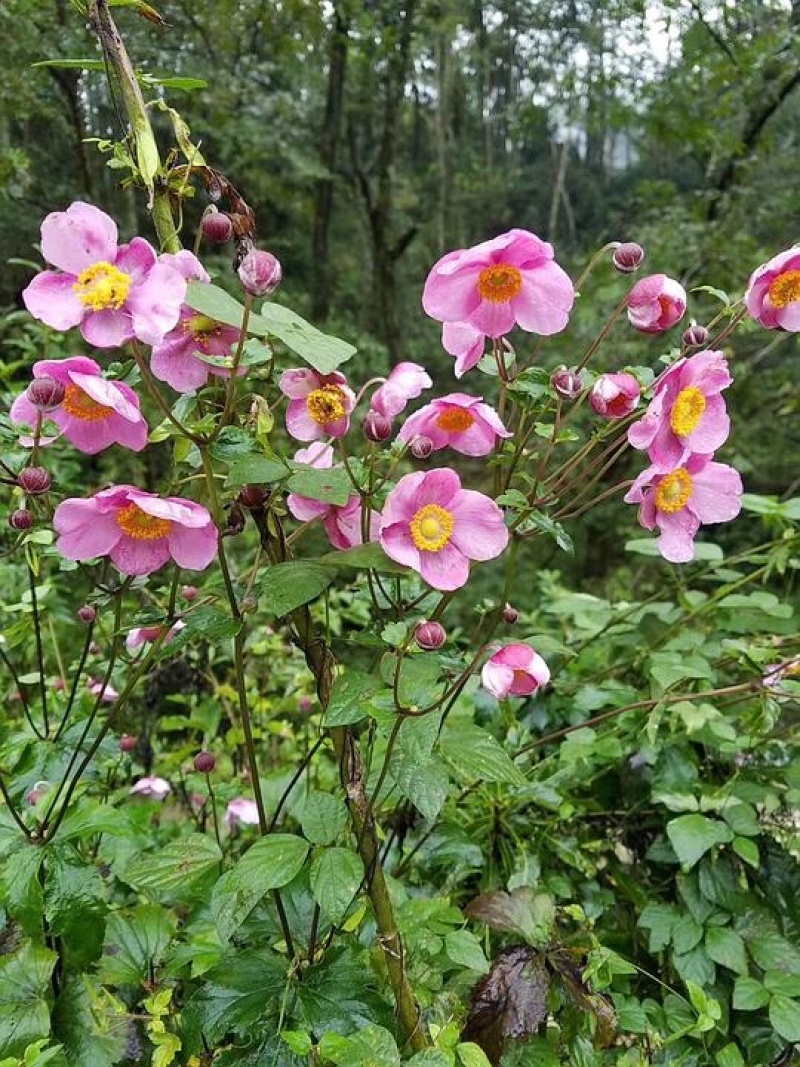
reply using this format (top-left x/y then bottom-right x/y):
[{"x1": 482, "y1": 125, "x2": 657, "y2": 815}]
[
  {"x1": 26, "y1": 376, "x2": 65, "y2": 411},
  {"x1": 415, "y1": 620, "x2": 447, "y2": 651},
  {"x1": 612, "y1": 242, "x2": 645, "y2": 273},
  {"x1": 201, "y1": 207, "x2": 233, "y2": 245},
  {"x1": 119, "y1": 734, "x2": 137, "y2": 753},
  {"x1": 52, "y1": 677, "x2": 66, "y2": 692},
  {"x1": 551, "y1": 366, "x2": 583, "y2": 400},
  {"x1": 238, "y1": 484, "x2": 265, "y2": 510},
  {"x1": 9, "y1": 509, "x2": 33, "y2": 530},
  {"x1": 364, "y1": 410, "x2": 393, "y2": 442},
  {"x1": 682, "y1": 323, "x2": 710, "y2": 347},
  {"x1": 181, "y1": 585, "x2": 198, "y2": 602},
  {"x1": 589, "y1": 373, "x2": 641, "y2": 419},
  {"x1": 238, "y1": 249, "x2": 283, "y2": 297},
  {"x1": 17, "y1": 466, "x2": 51, "y2": 496},
  {"x1": 298, "y1": 695, "x2": 313, "y2": 713},
  {"x1": 502, "y1": 603, "x2": 519, "y2": 624},
  {"x1": 77, "y1": 605, "x2": 96, "y2": 623},
  {"x1": 224, "y1": 504, "x2": 246, "y2": 537},
  {"x1": 410, "y1": 435, "x2": 434, "y2": 460},
  {"x1": 194, "y1": 750, "x2": 216, "y2": 774}
]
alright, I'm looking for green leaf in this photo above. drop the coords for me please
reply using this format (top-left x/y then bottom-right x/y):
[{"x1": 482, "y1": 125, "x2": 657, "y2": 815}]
[
  {"x1": 169, "y1": 606, "x2": 241, "y2": 651},
  {"x1": 257, "y1": 562, "x2": 334, "y2": 617},
  {"x1": 441, "y1": 724, "x2": 526, "y2": 786},
  {"x1": 309, "y1": 847, "x2": 364, "y2": 921},
  {"x1": 211, "y1": 834, "x2": 309, "y2": 941},
  {"x1": 445, "y1": 930, "x2": 490, "y2": 973},
  {"x1": 764, "y1": 972, "x2": 800, "y2": 997},
  {"x1": 318, "y1": 541, "x2": 408, "y2": 574},
  {"x1": 44, "y1": 851, "x2": 106, "y2": 936},
  {"x1": 715, "y1": 1044, "x2": 745, "y2": 1067},
  {"x1": 457, "y1": 1043, "x2": 493, "y2": 1067},
  {"x1": 731, "y1": 977, "x2": 770, "y2": 1011},
  {"x1": 666, "y1": 814, "x2": 733, "y2": 870},
  {"x1": 639, "y1": 903, "x2": 678, "y2": 952},
  {"x1": 225, "y1": 455, "x2": 287, "y2": 488},
  {"x1": 324, "y1": 670, "x2": 381, "y2": 727},
  {"x1": 123, "y1": 833, "x2": 221, "y2": 900},
  {"x1": 392, "y1": 755, "x2": 449, "y2": 820},
  {"x1": 31, "y1": 58, "x2": 107, "y2": 71},
  {"x1": 769, "y1": 994, "x2": 800, "y2": 1042},
  {"x1": 319, "y1": 1025, "x2": 400, "y2": 1067},
  {"x1": 407, "y1": 1053, "x2": 452, "y2": 1067},
  {"x1": 52, "y1": 975, "x2": 128, "y2": 1065},
  {"x1": 732, "y1": 836, "x2": 759, "y2": 868},
  {"x1": 286, "y1": 467, "x2": 353, "y2": 506},
  {"x1": 0, "y1": 941, "x2": 57, "y2": 1057},
  {"x1": 301, "y1": 792, "x2": 349, "y2": 845},
  {"x1": 185, "y1": 281, "x2": 250, "y2": 331},
  {"x1": 671, "y1": 915, "x2": 703, "y2": 955},
  {"x1": 99, "y1": 904, "x2": 176, "y2": 986},
  {"x1": 705, "y1": 927, "x2": 748, "y2": 975},
  {"x1": 182, "y1": 950, "x2": 288, "y2": 1045},
  {"x1": 255, "y1": 301, "x2": 356, "y2": 373}
]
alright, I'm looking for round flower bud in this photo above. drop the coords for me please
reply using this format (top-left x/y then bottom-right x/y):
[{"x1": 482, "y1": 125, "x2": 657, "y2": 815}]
[
  {"x1": 415, "y1": 620, "x2": 447, "y2": 651},
  {"x1": 17, "y1": 467, "x2": 51, "y2": 496},
  {"x1": 682, "y1": 323, "x2": 709, "y2": 348},
  {"x1": 237, "y1": 249, "x2": 283, "y2": 297},
  {"x1": 77, "y1": 605, "x2": 96, "y2": 624},
  {"x1": 410, "y1": 435, "x2": 434, "y2": 460},
  {"x1": 201, "y1": 207, "x2": 233, "y2": 245},
  {"x1": 9, "y1": 509, "x2": 33, "y2": 531},
  {"x1": 298, "y1": 695, "x2": 313, "y2": 713},
  {"x1": 238, "y1": 484, "x2": 265, "y2": 510},
  {"x1": 119, "y1": 734, "x2": 137, "y2": 754},
  {"x1": 364, "y1": 410, "x2": 393, "y2": 443},
  {"x1": 194, "y1": 750, "x2": 216, "y2": 774},
  {"x1": 26, "y1": 376, "x2": 65, "y2": 411},
  {"x1": 551, "y1": 366, "x2": 583, "y2": 400},
  {"x1": 181, "y1": 585, "x2": 198, "y2": 602},
  {"x1": 589, "y1": 373, "x2": 641, "y2": 419},
  {"x1": 612, "y1": 242, "x2": 645, "y2": 273},
  {"x1": 502, "y1": 603, "x2": 519, "y2": 624}
]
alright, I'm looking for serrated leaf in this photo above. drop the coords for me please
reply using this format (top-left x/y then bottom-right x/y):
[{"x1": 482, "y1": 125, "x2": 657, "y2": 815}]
[
  {"x1": 705, "y1": 927, "x2": 748, "y2": 975},
  {"x1": 457, "y1": 1043, "x2": 493, "y2": 1067},
  {"x1": 732, "y1": 976, "x2": 770, "y2": 1011},
  {"x1": 99, "y1": 904, "x2": 176, "y2": 986},
  {"x1": 211, "y1": 834, "x2": 308, "y2": 941},
  {"x1": 466, "y1": 889, "x2": 554, "y2": 948},
  {"x1": 769, "y1": 994, "x2": 800, "y2": 1042},
  {"x1": 462, "y1": 946, "x2": 548, "y2": 1064},
  {"x1": 445, "y1": 930, "x2": 490, "y2": 973},
  {"x1": 393, "y1": 755, "x2": 449, "y2": 820},
  {"x1": 0, "y1": 941, "x2": 57, "y2": 1057},
  {"x1": 324, "y1": 670, "x2": 381, "y2": 726},
  {"x1": 257, "y1": 562, "x2": 334, "y2": 617},
  {"x1": 667, "y1": 815, "x2": 733, "y2": 870},
  {"x1": 440, "y1": 724, "x2": 526, "y2": 786},
  {"x1": 286, "y1": 466, "x2": 353, "y2": 505},
  {"x1": 182, "y1": 950, "x2": 288, "y2": 1044},
  {"x1": 123, "y1": 833, "x2": 221, "y2": 900},
  {"x1": 225, "y1": 455, "x2": 287, "y2": 488},
  {"x1": 309, "y1": 847, "x2": 364, "y2": 921},
  {"x1": 52, "y1": 974, "x2": 128, "y2": 1065},
  {"x1": 301, "y1": 792, "x2": 349, "y2": 846}
]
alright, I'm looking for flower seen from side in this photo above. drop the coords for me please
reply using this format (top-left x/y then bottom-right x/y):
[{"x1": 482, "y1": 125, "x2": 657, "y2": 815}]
[
  {"x1": 481, "y1": 643, "x2": 550, "y2": 699},
  {"x1": 398, "y1": 393, "x2": 512, "y2": 457},
  {"x1": 589, "y1": 373, "x2": 641, "y2": 420},
  {"x1": 130, "y1": 776, "x2": 171, "y2": 800},
  {"x1": 745, "y1": 247, "x2": 800, "y2": 332},
  {"x1": 125, "y1": 620, "x2": 186, "y2": 652},
  {"x1": 370, "y1": 361, "x2": 432, "y2": 419},
  {"x1": 279, "y1": 368, "x2": 355, "y2": 441},
  {"x1": 225, "y1": 797, "x2": 260, "y2": 829},
  {"x1": 627, "y1": 274, "x2": 687, "y2": 334},
  {"x1": 442, "y1": 321, "x2": 486, "y2": 378}
]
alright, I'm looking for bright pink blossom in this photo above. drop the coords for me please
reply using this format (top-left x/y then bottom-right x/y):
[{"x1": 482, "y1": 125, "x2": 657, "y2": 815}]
[
  {"x1": 225, "y1": 797, "x2": 260, "y2": 829},
  {"x1": 22, "y1": 201, "x2": 185, "y2": 348},
  {"x1": 279, "y1": 368, "x2": 355, "y2": 441},
  {"x1": 150, "y1": 251, "x2": 242, "y2": 392},
  {"x1": 10, "y1": 356, "x2": 148, "y2": 454},
  {"x1": 745, "y1": 247, "x2": 800, "y2": 332},
  {"x1": 628, "y1": 350, "x2": 732, "y2": 472},
  {"x1": 423, "y1": 229, "x2": 575, "y2": 338},
  {"x1": 589, "y1": 373, "x2": 641, "y2": 419},
  {"x1": 481, "y1": 643, "x2": 550, "y2": 699},
  {"x1": 286, "y1": 444, "x2": 378, "y2": 549},
  {"x1": 398, "y1": 394, "x2": 512, "y2": 457},
  {"x1": 130, "y1": 776, "x2": 171, "y2": 800},
  {"x1": 379, "y1": 468, "x2": 509, "y2": 591},
  {"x1": 125, "y1": 620, "x2": 186, "y2": 653},
  {"x1": 442, "y1": 322, "x2": 486, "y2": 378},
  {"x1": 627, "y1": 274, "x2": 686, "y2": 333},
  {"x1": 54, "y1": 485, "x2": 218, "y2": 577},
  {"x1": 370, "y1": 362, "x2": 432, "y2": 418},
  {"x1": 624, "y1": 454, "x2": 742, "y2": 563}
]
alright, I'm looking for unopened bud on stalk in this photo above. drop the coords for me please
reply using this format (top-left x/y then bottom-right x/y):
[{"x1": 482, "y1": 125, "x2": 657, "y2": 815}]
[
  {"x1": 551, "y1": 366, "x2": 583, "y2": 400},
  {"x1": 682, "y1": 323, "x2": 709, "y2": 347},
  {"x1": 181, "y1": 585, "x2": 198, "y2": 602},
  {"x1": 238, "y1": 484, "x2": 265, "y2": 510},
  {"x1": 238, "y1": 249, "x2": 282, "y2": 297},
  {"x1": 77, "y1": 605, "x2": 96, "y2": 623},
  {"x1": 298, "y1": 696, "x2": 313, "y2": 713},
  {"x1": 26, "y1": 376, "x2": 65, "y2": 411},
  {"x1": 415, "y1": 620, "x2": 447, "y2": 651},
  {"x1": 9, "y1": 509, "x2": 33, "y2": 530},
  {"x1": 502, "y1": 603, "x2": 519, "y2": 624},
  {"x1": 119, "y1": 734, "x2": 137, "y2": 754},
  {"x1": 364, "y1": 410, "x2": 393, "y2": 442},
  {"x1": 194, "y1": 750, "x2": 216, "y2": 774},
  {"x1": 612, "y1": 242, "x2": 645, "y2": 273},
  {"x1": 410, "y1": 435, "x2": 434, "y2": 460},
  {"x1": 17, "y1": 467, "x2": 51, "y2": 496},
  {"x1": 201, "y1": 207, "x2": 233, "y2": 245}
]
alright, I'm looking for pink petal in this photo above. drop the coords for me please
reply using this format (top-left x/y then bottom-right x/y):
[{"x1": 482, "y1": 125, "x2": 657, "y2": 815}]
[
  {"x1": 53, "y1": 498, "x2": 122, "y2": 559},
  {"x1": 279, "y1": 369, "x2": 321, "y2": 399},
  {"x1": 689, "y1": 462, "x2": 742, "y2": 524},
  {"x1": 286, "y1": 401, "x2": 323, "y2": 442},
  {"x1": 132, "y1": 493, "x2": 212, "y2": 528},
  {"x1": 81, "y1": 309, "x2": 133, "y2": 348},
  {"x1": 114, "y1": 237, "x2": 157, "y2": 283},
  {"x1": 494, "y1": 643, "x2": 536, "y2": 670},
  {"x1": 418, "y1": 542, "x2": 471, "y2": 591},
  {"x1": 35, "y1": 356, "x2": 101, "y2": 381},
  {"x1": 287, "y1": 494, "x2": 330, "y2": 522},
  {"x1": 167, "y1": 523, "x2": 218, "y2": 570},
  {"x1": 159, "y1": 250, "x2": 210, "y2": 283},
  {"x1": 777, "y1": 302, "x2": 800, "y2": 331},
  {"x1": 682, "y1": 395, "x2": 729, "y2": 454},
  {"x1": 127, "y1": 263, "x2": 186, "y2": 344},
  {"x1": 67, "y1": 371, "x2": 140, "y2": 422},
  {"x1": 468, "y1": 297, "x2": 516, "y2": 338},
  {"x1": 110, "y1": 536, "x2": 172, "y2": 576},
  {"x1": 446, "y1": 418, "x2": 501, "y2": 456},
  {"x1": 379, "y1": 521, "x2": 421, "y2": 569},
  {"x1": 414, "y1": 467, "x2": 463, "y2": 509},
  {"x1": 40, "y1": 202, "x2": 117, "y2": 274},
  {"x1": 449, "y1": 490, "x2": 509, "y2": 560},
  {"x1": 481, "y1": 661, "x2": 515, "y2": 699},
  {"x1": 422, "y1": 260, "x2": 482, "y2": 323},
  {"x1": 512, "y1": 262, "x2": 574, "y2": 335},
  {"x1": 60, "y1": 416, "x2": 117, "y2": 455},
  {"x1": 656, "y1": 510, "x2": 700, "y2": 564},
  {"x1": 23, "y1": 272, "x2": 84, "y2": 331},
  {"x1": 151, "y1": 345, "x2": 210, "y2": 392}
]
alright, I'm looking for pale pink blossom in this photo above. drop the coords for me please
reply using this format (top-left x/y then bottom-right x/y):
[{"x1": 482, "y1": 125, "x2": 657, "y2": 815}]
[
  {"x1": 481, "y1": 644, "x2": 550, "y2": 699},
  {"x1": 423, "y1": 229, "x2": 575, "y2": 338},
  {"x1": 125, "y1": 619, "x2": 186, "y2": 652},
  {"x1": 589, "y1": 373, "x2": 641, "y2": 419},
  {"x1": 370, "y1": 362, "x2": 432, "y2": 418},
  {"x1": 763, "y1": 658, "x2": 800, "y2": 690},
  {"x1": 442, "y1": 322, "x2": 486, "y2": 378},
  {"x1": 379, "y1": 468, "x2": 509, "y2": 591},
  {"x1": 10, "y1": 356, "x2": 148, "y2": 454},
  {"x1": 398, "y1": 394, "x2": 512, "y2": 457},
  {"x1": 22, "y1": 201, "x2": 185, "y2": 347},
  {"x1": 130, "y1": 776, "x2": 171, "y2": 801},
  {"x1": 225, "y1": 797, "x2": 260, "y2": 829},
  {"x1": 624, "y1": 455, "x2": 742, "y2": 563},
  {"x1": 745, "y1": 247, "x2": 800, "y2": 332},
  {"x1": 54, "y1": 485, "x2": 218, "y2": 577},
  {"x1": 88, "y1": 679, "x2": 118, "y2": 703},
  {"x1": 279, "y1": 368, "x2": 355, "y2": 441},
  {"x1": 626, "y1": 274, "x2": 686, "y2": 333},
  {"x1": 628, "y1": 350, "x2": 732, "y2": 472}
]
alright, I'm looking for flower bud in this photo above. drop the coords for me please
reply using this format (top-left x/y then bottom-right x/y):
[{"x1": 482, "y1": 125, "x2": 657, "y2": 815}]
[
  {"x1": 52, "y1": 677, "x2": 66, "y2": 692},
  {"x1": 502, "y1": 603, "x2": 519, "y2": 624},
  {"x1": 682, "y1": 323, "x2": 709, "y2": 347},
  {"x1": 181, "y1": 585, "x2": 198, "y2": 602},
  {"x1": 119, "y1": 734, "x2": 137, "y2": 754},
  {"x1": 410, "y1": 435, "x2": 434, "y2": 460},
  {"x1": 201, "y1": 207, "x2": 233, "y2": 245},
  {"x1": 9, "y1": 509, "x2": 33, "y2": 531},
  {"x1": 224, "y1": 504, "x2": 246, "y2": 537},
  {"x1": 238, "y1": 484, "x2": 265, "y2": 510},
  {"x1": 26, "y1": 376, "x2": 65, "y2": 411},
  {"x1": 77, "y1": 605, "x2": 96, "y2": 623},
  {"x1": 237, "y1": 249, "x2": 283, "y2": 297},
  {"x1": 364, "y1": 410, "x2": 393, "y2": 442},
  {"x1": 589, "y1": 373, "x2": 641, "y2": 419},
  {"x1": 612, "y1": 242, "x2": 645, "y2": 273},
  {"x1": 17, "y1": 466, "x2": 51, "y2": 496},
  {"x1": 415, "y1": 620, "x2": 447, "y2": 651},
  {"x1": 298, "y1": 695, "x2": 313, "y2": 713},
  {"x1": 194, "y1": 750, "x2": 216, "y2": 774},
  {"x1": 26, "y1": 782, "x2": 50, "y2": 805},
  {"x1": 551, "y1": 366, "x2": 583, "y2": 400}
]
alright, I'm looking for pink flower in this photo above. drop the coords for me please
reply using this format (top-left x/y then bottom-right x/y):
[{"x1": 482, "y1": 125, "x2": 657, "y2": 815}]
[
  {"x1": 379, "y1": 468, "x2": 509, "y2": 591},
  {"x1": 130, "y1": 776, "x2": 171, "y2": 800},
  {"x1": 763, "y1": 658, "x2": 800, "y2": 690},
  {"x1": 88, "y1": 679, "x2": 119, "y2": 703},
  {"x1": 745, "y1": 247, "x2": 800, "y2": 331},
  {"x1": 10, "y1": 356, "x2": 148, "y2": 454},
  {"x1": 150, "y1": 251, "x2": 242, "y2": 392},
  {"x1": 628, "y1": 350, "x2": 732, "y2": 472},
  {"x1": 125, "y1": 619, "x2": 186, "y2": 652},
  {"x1": 442, "y1": 322, "x2": 487, "y2": 378},
  {"x1": 626, "y1": 274, "x2": 687, "y2": 333},
  {"x1": 481, "y1": 644, "x2": 550, "y2": 699},
  {"x1": 423, "y1": 229, "x2": 575, "y2": 338},
  {"x1": 286, "y1": 444, "x2": 378, "y2": 549},
  {"x1": 370, "y1": 362, "x2": 432, "y2": 418},
  {"x1": 54, "y1": 485, "x2": 218, "y2": 577},
  {"x1": 22, "y1": 201, "x2": 185, "y2": 348},
  {"x1": 398, "y1": 394, "x2": 512, "y2": 457},
  {"x1": 624, "y1": 455, "x2": 742, "y2": 563},
  {"x1": 279, "y1": 369, "x2": 355, "y2": 441},
  {"x1": 589, "y1": 373, "x2": 641, "y2": 419},
  {"x1": 225, "y1": 797, "x2": 260, "y2": 829}
]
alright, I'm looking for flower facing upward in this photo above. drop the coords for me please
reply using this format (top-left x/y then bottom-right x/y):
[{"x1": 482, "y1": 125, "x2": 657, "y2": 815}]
[
  {"x1": 54, "y1": 485, "x2": 218, "y2": 577},
  {"x1": 423, "y1": 229, "x2": 575, "y2": 339},
  {"x1": 22, "y1": 201, "x2": 185, "y2": 348},
  {"x1": 10, "y1": 356, "x2": 148, "y2": 454},
  {"x1": 398, "y1": 394, "x2": 512, "y2": 457},
  {"x1": 279, "y1": 368, "x2": 355, "y2": 441},
  {"x1": 481, "y1": 644, "x2": 550, "y2": 699},
  {"x1": 370, "y1": 362, "x2": 432, "y2": 419},
  {"x1": 628, "y1": 350, "x2": 732, "y2": 472},
  {"x1": 441, "y1": 322, "x2": 486, "y2": 378},
  {"x1": 624, "y1": 454, "x2": 742, "y2": 563},
  {"x1": 745, "y1": 247, "x2": 800, "y2": 332},
  {"x1": 627, "y1": 274, "x2": 687, "y2": 333},
  {"x1": 589, "y1": 373, "x2": 641, "y2": 419},
  {"x1": 379, "y1": 468, "x2": 508, "y2": 591}
]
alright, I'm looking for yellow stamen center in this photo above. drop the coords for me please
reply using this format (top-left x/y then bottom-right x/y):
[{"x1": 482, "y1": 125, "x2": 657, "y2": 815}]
[
  {"x1": 654, "y1": 468, "x2": 693, "y2": 513},
  {"x1": 670, "y1": 386, "x2": 706, "y2": 437},
  {"x1": 72, "y1": 261, "x2": 131, "y2": 311},
  {"x1": 187, "y1": 314, "x2": 221, "y2": 345},
  {"x1": 436, "y1": 407, "x2": 475, "y2": 433},
  {"x1": 61, "y1": 383, "x2": 113, "y2": 422},
  {"x1": 116, "y1": 503, "x2": 172, "y2": 541},
  {"x1": 476, "y1": 263, "x2": 523, "y2": 303},
  {"x1": 306, "y1": 385, "x2": 346, "y2": 425},
  {"x1": 768, "y1": 269, "x2": 800, "y2": 309},
  {"x1": 410, "y1": 504, "x2": 454, "y2": 552}
]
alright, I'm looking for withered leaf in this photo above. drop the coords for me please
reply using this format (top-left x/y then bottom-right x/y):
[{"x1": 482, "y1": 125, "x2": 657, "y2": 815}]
[
  {"x1": 466, "y1": 887, "x2": 555, "y2": 947},
  {"x1": 462, "y1": 945, "x2": 549, "y2": 1065},
  {"x1": 549, "y1": 949, "x2": 618, "y2": 1048}
]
